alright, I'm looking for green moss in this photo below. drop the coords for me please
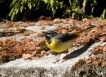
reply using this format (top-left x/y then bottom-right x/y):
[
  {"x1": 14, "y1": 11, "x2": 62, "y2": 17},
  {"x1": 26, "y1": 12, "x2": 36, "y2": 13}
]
[{"x1": 19, "y1": 28, "x2": 27, "y2": 33}]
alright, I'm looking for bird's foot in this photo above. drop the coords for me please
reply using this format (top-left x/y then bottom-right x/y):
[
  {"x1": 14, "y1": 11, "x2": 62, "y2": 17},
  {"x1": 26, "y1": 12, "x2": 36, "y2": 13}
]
[
  {"x1": 62, "y1": 58, "x2": 67, "y2": 63},
  {"x1": 53, "y1": 59, "x2": 60, "y2": 64}
]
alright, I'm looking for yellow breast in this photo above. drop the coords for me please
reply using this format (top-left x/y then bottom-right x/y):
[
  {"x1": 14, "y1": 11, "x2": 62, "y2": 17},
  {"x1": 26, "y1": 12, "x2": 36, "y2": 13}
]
[{"x1": 46, "y1": 38, "x2": 75, "y2": 53}]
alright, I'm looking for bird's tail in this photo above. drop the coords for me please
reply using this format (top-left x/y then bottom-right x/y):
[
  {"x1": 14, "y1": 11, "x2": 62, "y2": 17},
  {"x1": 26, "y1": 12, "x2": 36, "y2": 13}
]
[{"x1": 69, "y1": 25, "x2": 96, "y2": 35}]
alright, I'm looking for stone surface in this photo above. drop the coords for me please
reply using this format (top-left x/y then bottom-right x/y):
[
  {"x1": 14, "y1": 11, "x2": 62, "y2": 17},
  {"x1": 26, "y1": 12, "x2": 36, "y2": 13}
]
[{"x1": 0, "y1": 42, "x2": 104, "y2": 77}]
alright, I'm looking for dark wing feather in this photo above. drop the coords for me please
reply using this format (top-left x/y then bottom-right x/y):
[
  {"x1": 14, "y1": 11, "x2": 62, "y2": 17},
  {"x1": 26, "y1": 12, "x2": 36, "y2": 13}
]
[{"x1": 55, "y1": 34, "x2": 78, "y2": 42}]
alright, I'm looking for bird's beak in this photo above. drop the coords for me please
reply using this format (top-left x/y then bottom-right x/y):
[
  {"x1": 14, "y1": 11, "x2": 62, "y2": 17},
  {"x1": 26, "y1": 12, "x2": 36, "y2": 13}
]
[{"x1": 42, "y1": 31, "x2": 47, "y2": 36}]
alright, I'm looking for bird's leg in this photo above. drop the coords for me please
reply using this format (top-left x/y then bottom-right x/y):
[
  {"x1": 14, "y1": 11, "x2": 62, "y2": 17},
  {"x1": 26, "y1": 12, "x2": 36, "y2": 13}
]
[
  {"x1": 53, "y1": 54, "x2": 60, "y2": 64},
  {"x1": 62, "y1": 50, "x2": 69, "y2": 62}
]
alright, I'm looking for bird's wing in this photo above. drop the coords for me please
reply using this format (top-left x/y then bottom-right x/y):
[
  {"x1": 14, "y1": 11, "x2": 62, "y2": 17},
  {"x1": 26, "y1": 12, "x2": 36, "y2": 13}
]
[{"x1": 55, "y1": 34, "x2": 78, "y2": 42}]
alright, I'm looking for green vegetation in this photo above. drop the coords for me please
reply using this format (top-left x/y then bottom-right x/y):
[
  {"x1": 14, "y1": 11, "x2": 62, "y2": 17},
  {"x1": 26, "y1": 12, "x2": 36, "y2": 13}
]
[{"x1": 0, "y1": 0, "x2": 106, "y2": 21}]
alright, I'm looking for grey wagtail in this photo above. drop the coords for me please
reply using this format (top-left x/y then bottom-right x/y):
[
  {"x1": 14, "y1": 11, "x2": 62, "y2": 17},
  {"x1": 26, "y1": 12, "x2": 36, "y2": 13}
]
[
  {"x1": 43, "y1": 26, "x2": 95, "y2": 63},
  {"x1": 43, "y1": 26, "x2": 95, "y2": 53},
  {"x1": 43, "y1": 30, "x2": 78, "y2": 53}
]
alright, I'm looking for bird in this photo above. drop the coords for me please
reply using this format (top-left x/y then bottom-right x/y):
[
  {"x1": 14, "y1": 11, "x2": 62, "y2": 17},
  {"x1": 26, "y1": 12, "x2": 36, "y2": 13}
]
[
  {"x1": 43, "y1": 30, "x2": 78, "y2": 53},
  {"x1": 43, "y1": 26, "x2": 95, "y2": 63}
]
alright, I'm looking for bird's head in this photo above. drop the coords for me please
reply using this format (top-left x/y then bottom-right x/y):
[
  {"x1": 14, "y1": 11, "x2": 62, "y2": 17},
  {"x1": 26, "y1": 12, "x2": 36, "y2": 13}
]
[{"x1": 43, "y1": 30, "x2": 57, "y2": 44}]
